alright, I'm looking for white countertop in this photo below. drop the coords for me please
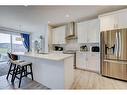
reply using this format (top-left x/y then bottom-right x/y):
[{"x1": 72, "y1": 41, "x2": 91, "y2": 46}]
[
  {"x1": 12, "y1": 52, "x2": 74, "y2": 61},
  {"x1": 76, "y1": 51, "x2": 100, "y2": 54}
]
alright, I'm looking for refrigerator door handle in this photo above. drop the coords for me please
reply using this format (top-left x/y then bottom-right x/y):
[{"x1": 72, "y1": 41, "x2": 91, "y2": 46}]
[
  {"x1": 118, "y1": 31, "x2": 121, "y2": 58},
  {"x1": 115, "y1": 32, "x2": 119, "y2": 57}
]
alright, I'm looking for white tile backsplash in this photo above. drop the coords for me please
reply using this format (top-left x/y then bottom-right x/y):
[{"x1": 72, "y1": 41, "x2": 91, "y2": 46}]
[
  {"x1": 65, "y1": 39, "x2": 99, "y2": 51},
  {"x1": 65, "y1": 39, "x2": 79, "y2": 50},
  {"x1": 52, "y1": 39, "x2": 99, "y2": 52}
]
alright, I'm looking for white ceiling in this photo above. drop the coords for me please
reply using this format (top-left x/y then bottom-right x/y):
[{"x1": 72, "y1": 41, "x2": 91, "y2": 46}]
[{"x1": 0, "y1": 6, "x2": 127, "y2": 33}]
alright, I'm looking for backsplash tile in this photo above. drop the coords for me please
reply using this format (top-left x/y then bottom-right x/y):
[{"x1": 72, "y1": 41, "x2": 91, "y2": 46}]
[{"x1": 52, "y1": 39, "x2": 99, "y2": 52}]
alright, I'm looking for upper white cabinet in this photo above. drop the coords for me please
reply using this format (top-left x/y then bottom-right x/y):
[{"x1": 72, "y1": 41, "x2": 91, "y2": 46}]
[
  {"x1": 52, "y1": 27, "x2": 59, "y2": 44},
  {"x1": 117, "y1": 10, "x2": 127, "y2": 29},
  {"x1": 87, "y1": 19, "x2": 100, "y2": 43},
  {"x1": 77, "y1": 21, "x2": 88, "y2": 43},
  {"x1": 52, "y1": 25, "x2": 66, "y2": 44},
  {"x1": 99, "y1": 8, "x2": 127, "y2": 31},
  {"x1": 77, "y1": 18, "x2": 99, "y2": 43},
  {"x1": 99, "y1": 14, "x2": 118, "y2": 31}
]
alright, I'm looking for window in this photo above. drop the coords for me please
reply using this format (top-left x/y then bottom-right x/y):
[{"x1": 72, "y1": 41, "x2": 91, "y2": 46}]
[
  {"x1": 12, "y1": 34, "x2": 26, "y2": 52},
  {"x1": 0, "y1": 32, "x2": 28, "y2": 62},
  {"x1": 0, "y1": 33, "x2": 11, "y2": 62}
]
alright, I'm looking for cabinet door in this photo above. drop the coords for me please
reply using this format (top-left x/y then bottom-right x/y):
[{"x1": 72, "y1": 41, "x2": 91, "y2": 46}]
[
  {"x1": 52, "y1": 26, "x2": 66, "y2": 44},
  {"x1": 52, "y1": 28, "x2": 56, "y2": 44},
  {"x1": 58, "y1": 26, "x2": 66, "y2": 44},
  {"x1": 86, "y1": 53, "x2": 100, "y2": 72},
  {"x1": 87, "y1": 19, "x2": 99, "y2": 43},
  {"x1": 100, "y1": 14, "x2": 118, "y2": 31},
  {"x1": 52, "y1": 28, "x2": 59, "y2": 44},
  {"x1": 77, "y1": 22, "x2": 88, "y2": 43},
  {"x1": 118, "y1": 11, "x2": 127, "y2": 29},
  {"x1": 76, "y1": 52, "x2": 86, "y2": 69}
]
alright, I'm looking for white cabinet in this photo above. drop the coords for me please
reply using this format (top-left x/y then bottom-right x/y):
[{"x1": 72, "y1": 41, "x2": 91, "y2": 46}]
[
  {"x1": 118, "y1": 11, "x2": 127, "y2": 29},
  {"x1": 52, "y1": 25, "x2": 66, "y2": 44},
  {"x1": 99, "y1": 8, "x2": 127, "y2": 31},
  {"x1": 77, "y1": 18, "x2": 99, "y2": 43},
  {"x1": 52, "y1": 28, "x2": 59, "y2": 44},
  {"x1": 87, "y1": 19, "x2": 100, "y2": 43},
  {"x1": 76, "y1": 52, "x2": 87, "y2": 69},
  {"x1": 100, "y1": 14, "x2": 118, "y2": 31},
  {"x1": 86, "y1": 53, "x2": 100, "y2": 72},
  {"x1": 76, "y1": 52, "x2": 100, "y2": 73},
  {"x1": 77, "y1": 21, "x2": 88, "y2": 43}
]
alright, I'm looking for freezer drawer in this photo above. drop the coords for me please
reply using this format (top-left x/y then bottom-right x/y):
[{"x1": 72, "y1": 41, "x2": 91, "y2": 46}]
[{"x1": 102, "y1": 61, "x2": 127, "y2": 80}]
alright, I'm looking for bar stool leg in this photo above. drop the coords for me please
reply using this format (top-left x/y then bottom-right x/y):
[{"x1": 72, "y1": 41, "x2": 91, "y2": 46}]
[
  {"x1": 11, "y1": 64, "x2": 16, "y2": 83},
  {"x1": 6, "y1": 63, "x2": 13, "y2": 80},
  {"x1": 24, "y1": 65, "x2": 27, "y2": 77},
  {"x1": 13, "y1": 66, "x2": 19, "y2": 83},
  {"x1": 30, "y1": 64, "x2": 34, "y2": 80},
  {"x1": 18, "y1": 67, "x2": 23, "y2": 88},
  {"x1": 23, "y1": 66, "x2": 25, "y2": 77}
]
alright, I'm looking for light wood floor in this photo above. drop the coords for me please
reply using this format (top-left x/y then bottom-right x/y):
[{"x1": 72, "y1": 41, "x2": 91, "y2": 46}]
[
  {"x1": 71, "y1": 69, "x2": 127, "y2": 89},
  {"x1": 1, "y1": 69, "x2": 127, "y2": 89},
  {"x1": 0, "y1": 75, "x2": 49, "y2": 89}
]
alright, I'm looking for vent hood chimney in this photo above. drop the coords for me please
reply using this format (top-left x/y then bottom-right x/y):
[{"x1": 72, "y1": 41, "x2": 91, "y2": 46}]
[{"x1": 65, "y1": 22, "x2": 77, "y2": 40}]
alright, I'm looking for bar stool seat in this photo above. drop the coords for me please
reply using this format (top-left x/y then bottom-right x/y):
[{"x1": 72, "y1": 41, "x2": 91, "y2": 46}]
[
  {"x1": 10, "y1": 60, "x2": 30, "y2": 66},
  {"x1": 10, "y1": 60, "x2": 24, "y2": 64},
  {"x1": 13, "y1": 61, "x2": 34, "y2": 88}
]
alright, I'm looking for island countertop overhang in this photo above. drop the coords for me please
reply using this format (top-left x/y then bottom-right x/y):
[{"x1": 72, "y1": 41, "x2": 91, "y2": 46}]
[{"x1": 12, "y1": 52, "x2": 74, "y2": 61}]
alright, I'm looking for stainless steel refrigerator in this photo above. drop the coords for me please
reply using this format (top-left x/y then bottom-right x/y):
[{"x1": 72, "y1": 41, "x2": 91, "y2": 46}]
[{"x1": 101, "y1": 28, "x2": 127, "y2": 81}]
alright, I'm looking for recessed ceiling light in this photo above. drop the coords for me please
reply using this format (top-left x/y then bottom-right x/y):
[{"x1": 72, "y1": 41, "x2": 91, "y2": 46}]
[
  {"x1": 48, "y1": 21, "x2": 51, "y2": 24},
  {"x1": 24, "y1": 5, "x2": 28, "y2": 7},
  {"x1": 65, "y1": 14, "x2": 70, "y2": 18}
]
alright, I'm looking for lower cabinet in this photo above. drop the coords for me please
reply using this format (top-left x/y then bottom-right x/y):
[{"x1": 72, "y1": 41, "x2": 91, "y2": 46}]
[
  {"x1": 87, "y1": 53, "x2": 100, "y2": 72},
  {"x1": 76, "y1": 52, "x2": 100, "y2": 73},
  {"x1": 76, "y1": 52, "x2": 87, "y2": 69}
]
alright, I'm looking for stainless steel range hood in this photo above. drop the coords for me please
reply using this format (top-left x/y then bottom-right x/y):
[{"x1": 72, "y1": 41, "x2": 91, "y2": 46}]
[{"x1": 65, "y1": 22, "x2": 77, "y2": 40}]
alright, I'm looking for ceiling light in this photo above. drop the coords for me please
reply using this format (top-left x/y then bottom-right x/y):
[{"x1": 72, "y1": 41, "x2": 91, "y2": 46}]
[
  {"x1": 24, "y1": 5, "x2": 28, "y2": 7},
  {"x1": 65, "y1": 14, "x2": 70, "y2": 18},
  {"x1": 48, "y1": 21, "x2": 51, "y2": 24}
]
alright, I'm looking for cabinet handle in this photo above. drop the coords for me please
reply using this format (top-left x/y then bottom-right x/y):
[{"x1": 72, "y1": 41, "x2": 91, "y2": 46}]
[
  {"x1": 114, "y1": 24, "x2": 118, "y2": 29},
  {"x1": 87, "y1": 39, "x2": 89, "y2": 42},
  {"x1": 116, "y1": 24, "x2": 118, "y2": 28},
  {"x1": 114, "y1": 24, "x2": 116, "y2": 28}
]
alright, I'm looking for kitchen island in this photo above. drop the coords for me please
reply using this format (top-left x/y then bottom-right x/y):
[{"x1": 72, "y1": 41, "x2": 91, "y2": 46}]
[{"x1": 12, "y1": 52, "x2": 74, "y2": 89}]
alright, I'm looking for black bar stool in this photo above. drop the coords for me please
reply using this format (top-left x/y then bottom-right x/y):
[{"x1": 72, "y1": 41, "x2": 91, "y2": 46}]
[
  {"x1": 13, "y1": 62, "x2": 34, "y2": 88},
  {"x1": 6, "y1": 53, "x2": 24, "y2": 82}
]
